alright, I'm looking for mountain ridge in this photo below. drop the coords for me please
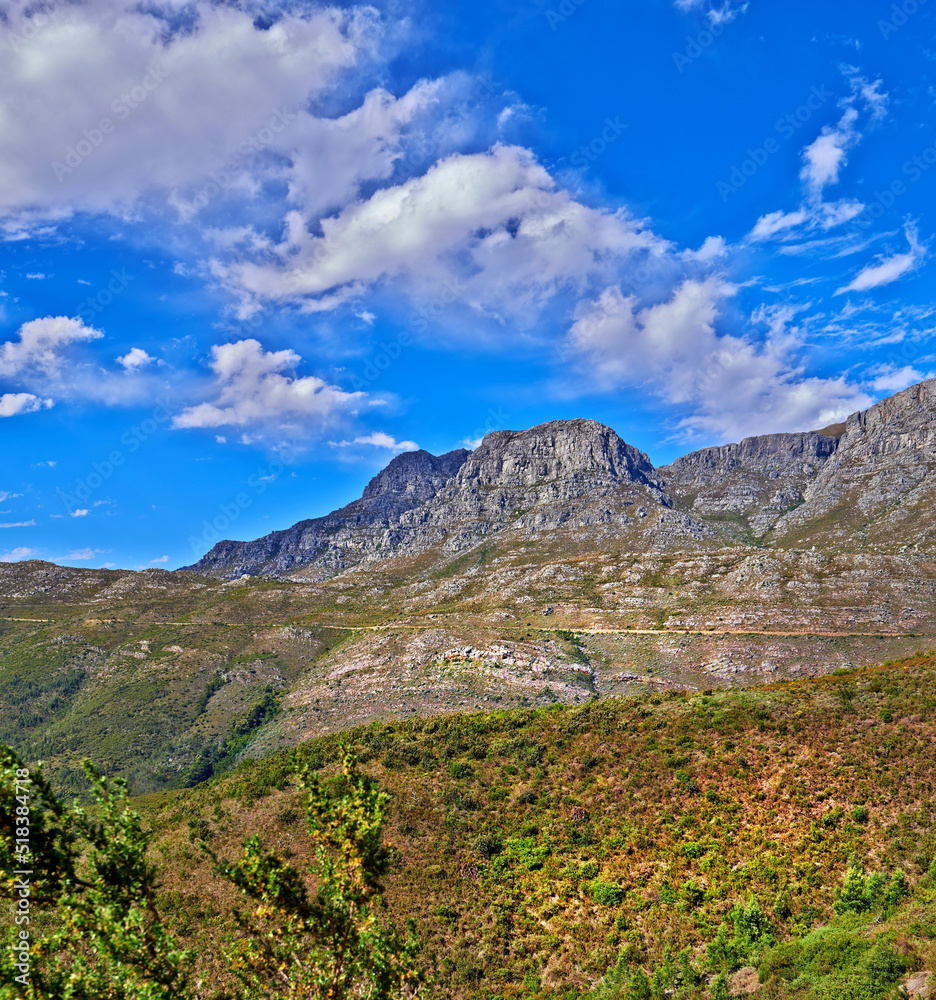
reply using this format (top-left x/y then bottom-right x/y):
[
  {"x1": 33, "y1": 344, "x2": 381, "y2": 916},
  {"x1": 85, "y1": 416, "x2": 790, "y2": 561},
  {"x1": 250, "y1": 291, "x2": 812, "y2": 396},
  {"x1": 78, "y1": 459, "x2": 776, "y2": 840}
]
[{"x1": 187, "y1": 378, "x2": 936, "y2": 580}]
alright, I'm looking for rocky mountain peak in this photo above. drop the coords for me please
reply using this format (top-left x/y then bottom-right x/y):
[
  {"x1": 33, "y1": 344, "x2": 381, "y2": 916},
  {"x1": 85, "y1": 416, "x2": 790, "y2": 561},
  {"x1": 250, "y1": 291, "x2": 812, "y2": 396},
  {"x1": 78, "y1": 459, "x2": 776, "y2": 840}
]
[
  {"x1": 456, "y1": 419, "x2": 657, "y2": 489},
  {"x1": 361, "y1": 448, "x2": 470, "y2": 504}
]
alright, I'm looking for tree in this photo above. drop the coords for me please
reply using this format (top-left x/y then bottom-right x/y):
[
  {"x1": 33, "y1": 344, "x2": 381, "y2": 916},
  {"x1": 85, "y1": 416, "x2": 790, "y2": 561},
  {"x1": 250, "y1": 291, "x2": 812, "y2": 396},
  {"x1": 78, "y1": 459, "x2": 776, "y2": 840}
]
[
  {"x1": 0, "y1": 745, "x2": 420, "y2": 1000},
  {"x1": 0, "y1": 746, "x2": 191, "y2": 1000},
  {"x1": 206, "y1": 748, "x2": 421, "y2": 1000}
]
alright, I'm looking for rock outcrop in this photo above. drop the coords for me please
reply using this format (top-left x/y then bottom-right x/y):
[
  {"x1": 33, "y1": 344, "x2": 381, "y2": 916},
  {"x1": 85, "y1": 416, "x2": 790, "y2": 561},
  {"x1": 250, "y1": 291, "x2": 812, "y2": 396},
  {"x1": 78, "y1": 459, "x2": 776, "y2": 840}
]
[
  {"x1": 186, "y1": 420, "x2": 707, "y2": 579},
  {"x1": 185, "y1": 379, "x2": 936, "y2": 580},
  {"x1": 185, "y1": 448, "x2": 470, "y2": 579},
  {"x1": 659, "y1": 431, "x2": 841, "y2": 536},
  {"x1": 773, "y1": 378, "x2": 936, "y2": 549}
]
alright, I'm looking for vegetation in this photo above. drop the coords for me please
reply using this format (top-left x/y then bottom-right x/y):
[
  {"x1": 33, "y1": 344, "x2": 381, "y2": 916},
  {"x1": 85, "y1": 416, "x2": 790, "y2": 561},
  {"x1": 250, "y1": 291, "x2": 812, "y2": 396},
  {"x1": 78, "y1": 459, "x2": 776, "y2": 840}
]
[
  {"x1": 0, "y1": 747, "x2": 419, "y2": 1000},
  {"x1": 2, "y1": 653, "x2": 935, "y2": 997}
]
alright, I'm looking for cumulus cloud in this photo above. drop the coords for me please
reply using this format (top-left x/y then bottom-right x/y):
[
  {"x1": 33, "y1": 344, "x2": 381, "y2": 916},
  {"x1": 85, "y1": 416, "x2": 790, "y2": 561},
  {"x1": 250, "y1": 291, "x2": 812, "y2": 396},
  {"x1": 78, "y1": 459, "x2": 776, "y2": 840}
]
[
  {"x1": 330, "y1": 432, "x2": 419, "y2": 451},
  {"x1": 172, "y1": 338, "x2": 366, "y2": 437},
  {"x1": 0, "y1": 316, "x2": 102, "y2": 377},
  {"x1": 836, "y1": 226, "x2": 927, "y2": 294},
  {"x1": 568, "y1": 278, "x2": 873, "y2": 440},
  {"x1": 0, "y1": 1, "x2": 379, "y2": 220},
  {"x1": 221, "y1": 144, "x2": 665, "y2": 323},
  {"x1": 0, "y1": 392, "x2": 53, "y2": 416},
  {"x1": 116, "y1": 347, "x2": 155, "y2": 370},
  {"x1": 150, "y1": 555, "x2": 169, "y2": 563},
  {"x1": 0, "y1": 547, "x2": 38, "y2": 562},
  {"x1": 70, "y1": 509, "x2": 90, "y2": 518}
]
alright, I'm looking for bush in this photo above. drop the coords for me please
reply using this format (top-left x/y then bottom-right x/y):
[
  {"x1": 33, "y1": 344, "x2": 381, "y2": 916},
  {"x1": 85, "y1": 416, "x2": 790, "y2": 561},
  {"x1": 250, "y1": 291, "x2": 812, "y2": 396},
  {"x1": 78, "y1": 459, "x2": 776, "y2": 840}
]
[{"x1": 591, "y1": 880, "x2": 624, "y2": 906}]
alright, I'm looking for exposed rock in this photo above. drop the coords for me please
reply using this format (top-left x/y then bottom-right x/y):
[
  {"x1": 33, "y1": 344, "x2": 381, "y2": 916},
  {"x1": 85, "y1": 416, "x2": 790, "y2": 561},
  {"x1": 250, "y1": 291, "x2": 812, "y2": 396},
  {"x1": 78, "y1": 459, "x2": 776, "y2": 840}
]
[
  {"x1": 659, "y1": 432, "x2": 839, "y2": 536},
  {"x1": 185, "y1": 420, "x2": 709, "y2": 579},
  {"x1": 774, "y1": 378, "x2": 936, "y2": 549}
]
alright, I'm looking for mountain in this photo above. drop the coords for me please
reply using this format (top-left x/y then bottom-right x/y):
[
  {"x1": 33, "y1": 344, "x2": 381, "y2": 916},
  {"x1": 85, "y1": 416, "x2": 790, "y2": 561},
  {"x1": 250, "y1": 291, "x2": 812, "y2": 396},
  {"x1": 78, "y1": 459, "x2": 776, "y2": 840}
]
[
  {"x1": 771, "y1": 379, "x2": 936, "y2": 550},
  {"x1": 186, "y1": 447, "x2": 471, "y2": 579},
  {"x1": 658, "y1": 430, "x2": 841, "y2": 539},
  {"x1": 188, "y1": 379, "x2": 936, "y2": 580},
  {"x1": 6, "y1": 379, "x2": 936, "y2": 795},
  {"x1": 185, "y1": 419, "x2": 710, "y2": 580}
]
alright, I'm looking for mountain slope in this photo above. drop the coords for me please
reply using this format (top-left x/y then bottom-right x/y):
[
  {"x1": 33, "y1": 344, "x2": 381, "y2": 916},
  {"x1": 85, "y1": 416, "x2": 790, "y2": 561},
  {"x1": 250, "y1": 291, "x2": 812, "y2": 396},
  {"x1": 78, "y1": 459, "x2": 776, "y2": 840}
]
[
  {"x1": 771, "y1": 378, "x2": 936, "y2": 550},
  {"x1": 188, "y1": 419, "x2": 710, "y2": 581},
  {"x1": 659, "y1": 431, "x2": 841, "y2": 539}
]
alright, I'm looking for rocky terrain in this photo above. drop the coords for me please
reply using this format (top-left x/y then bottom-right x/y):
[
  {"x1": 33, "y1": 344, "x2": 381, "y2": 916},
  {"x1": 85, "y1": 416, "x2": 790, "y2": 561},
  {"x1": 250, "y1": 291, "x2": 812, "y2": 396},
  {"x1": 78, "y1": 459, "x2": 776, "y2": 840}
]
[{"x1": 5, "y1": 378, "x2": 936, "y2": 792}]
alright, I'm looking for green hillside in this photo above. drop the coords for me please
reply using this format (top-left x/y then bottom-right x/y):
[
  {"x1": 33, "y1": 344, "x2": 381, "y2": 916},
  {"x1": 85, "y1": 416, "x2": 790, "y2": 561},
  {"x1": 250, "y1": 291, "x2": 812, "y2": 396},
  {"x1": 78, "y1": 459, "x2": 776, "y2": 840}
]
[{"x1": 122, "y1": 653, "x2": 936, "y2": 998}]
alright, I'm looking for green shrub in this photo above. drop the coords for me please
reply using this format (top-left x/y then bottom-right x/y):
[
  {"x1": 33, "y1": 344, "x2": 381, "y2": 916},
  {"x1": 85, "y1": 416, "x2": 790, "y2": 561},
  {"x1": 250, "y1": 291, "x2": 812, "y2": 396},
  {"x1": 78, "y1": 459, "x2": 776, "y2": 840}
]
[{"x1": 591, "y1": 880, "x2": 624, "y2": 906}]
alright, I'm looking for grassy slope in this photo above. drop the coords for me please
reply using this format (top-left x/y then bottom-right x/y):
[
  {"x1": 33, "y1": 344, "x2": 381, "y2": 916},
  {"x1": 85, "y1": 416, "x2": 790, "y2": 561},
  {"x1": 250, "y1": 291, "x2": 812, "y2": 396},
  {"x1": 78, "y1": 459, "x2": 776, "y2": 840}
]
[{"x1": 135, "y1": 654, "x2": 936, "y2": 998}]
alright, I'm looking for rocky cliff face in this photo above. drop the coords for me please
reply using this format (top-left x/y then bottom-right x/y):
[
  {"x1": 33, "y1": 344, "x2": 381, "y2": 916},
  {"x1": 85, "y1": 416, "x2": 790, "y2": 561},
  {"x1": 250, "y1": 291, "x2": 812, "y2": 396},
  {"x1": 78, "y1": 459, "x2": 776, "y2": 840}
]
[
  {"x1": 185, "y1": 448, "x2": 470, "y2": 579},
  {"x1": 659, "y1": 431, "x2": 841, "y2": 537},
  {"x1": 186, "y1": 420, "x2": 708, "y2": 580},
  {"x1": 773, "y1": 378, "x2": 936, "y2": 549},
  {"x1": 186, "y1": 379, "x2": 936, "y2": 580}
]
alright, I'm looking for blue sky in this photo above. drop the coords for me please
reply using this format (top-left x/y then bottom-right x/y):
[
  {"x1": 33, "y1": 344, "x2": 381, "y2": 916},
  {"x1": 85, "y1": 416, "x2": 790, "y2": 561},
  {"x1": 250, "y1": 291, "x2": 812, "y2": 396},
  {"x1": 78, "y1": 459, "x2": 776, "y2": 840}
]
[{"x1": 2, "y1": 0, "x2": 935, "y2": 570}]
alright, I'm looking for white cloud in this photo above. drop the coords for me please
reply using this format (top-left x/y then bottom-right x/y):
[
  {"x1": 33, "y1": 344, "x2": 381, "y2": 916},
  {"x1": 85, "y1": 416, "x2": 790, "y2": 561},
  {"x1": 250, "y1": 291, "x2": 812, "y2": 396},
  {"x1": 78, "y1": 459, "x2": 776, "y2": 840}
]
[
  {"x1": 221, "y1": 144, "x2": 665, "y2": 323},
  {"x1": 0, "y1": 1, "x2": 379, "y2": 221},
  {"x1": 800, "y1": 107, "x2": 859, "y2": 197},
  {"x1": 0, "y1": 520, "x2": 36, "y2": 528},
  {"x1": 172, "y1": 338, "x2": 366, "y2": 437},
  {"x1": 0, "y1": 492, "x2": 22, "y2": 502},
  {"x1": 215, "y1": 435, "x2": 227, "y2": 444},
  {"x1": 55, "y1": 548, "x2": 102, "y2": 561},
  {"x1": 683, "y1": 235, "x2": 728, "y2": 262},
  {"x1": 867, "y1": 363, "x2": 930, "y2": 393},
  {"x1": 25, "y1": 272, "x2": 46, "y2": 279},
  {"x1": 0, "y1": 316, "x2": 102, "y2": 376},
  {"x1": 673, "y1": 0, "x2": 749, "y2": 23},
  {"x1": 330, "y1": 432, "x2": 419, "y2": 451},
  {"x1": 0, "y1": 392, "x2": 53, "y2": 416},
  {"x1": 568, "y1": 278, "x2": 873, "y2": 441},
  {"x1": 70, "y1": 509, "x2": 90, "y2": 518},
  {"x1": 150, "y1": 555, "x2": 169, "y2": 563},
  {"x1": 0, "y1": 547, "x2": 38, "y2": 562},
  {"x1": 116, "y1": 347, "x2": 155, "y2": 370},
  {"x1": 836, "y1": 226, "x2": 926, "y2": 294},
  {"x1": 749, "y1": 210, "x2": 809, "y2": 242}
]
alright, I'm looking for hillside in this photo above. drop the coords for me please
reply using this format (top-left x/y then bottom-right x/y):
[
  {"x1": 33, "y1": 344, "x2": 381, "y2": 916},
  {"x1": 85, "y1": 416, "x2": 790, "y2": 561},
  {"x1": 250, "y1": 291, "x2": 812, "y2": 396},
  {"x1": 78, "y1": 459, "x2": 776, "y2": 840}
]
[
  {"x1": 133, "y1": 653, "x2": 936, "y2": 998},
  {"x1": 5, "y1": 379, "x2": 936, "y2": 796}
]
